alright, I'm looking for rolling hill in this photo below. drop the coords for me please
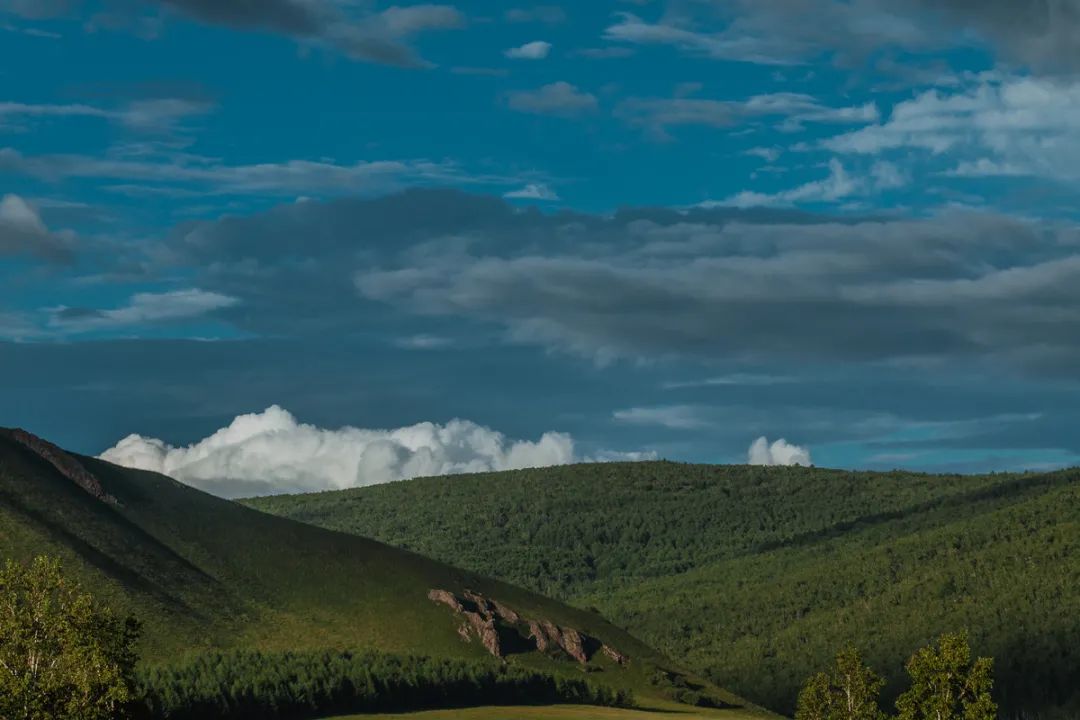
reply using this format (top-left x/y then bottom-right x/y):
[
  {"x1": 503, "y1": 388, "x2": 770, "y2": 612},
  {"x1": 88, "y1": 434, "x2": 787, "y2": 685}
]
[
  {"x1": 0, "y1": 429, "x2": 767, "y2": 718},
  {"x1": 245, "y1": 461, "x2": 1080, "y2": 718}
]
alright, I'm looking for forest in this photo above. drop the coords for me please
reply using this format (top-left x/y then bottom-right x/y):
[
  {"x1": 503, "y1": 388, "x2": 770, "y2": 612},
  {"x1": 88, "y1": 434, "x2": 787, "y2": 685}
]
[
  {"x1": 136, "y1": 649, "x2": 632, "y2": 720},
  {"x1": 247, "y1": 461, "x2": 1080, "y2": 717}
]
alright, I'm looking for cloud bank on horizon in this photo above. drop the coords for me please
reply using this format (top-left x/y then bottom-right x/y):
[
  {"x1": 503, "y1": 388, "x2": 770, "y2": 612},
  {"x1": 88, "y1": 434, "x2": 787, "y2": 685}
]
[
  {"x1": 748, "y1": 437, "x2": 812, "y2": 467},
  {"x1": 98, "y1": 406, "x2": 650, "y2": 497}
]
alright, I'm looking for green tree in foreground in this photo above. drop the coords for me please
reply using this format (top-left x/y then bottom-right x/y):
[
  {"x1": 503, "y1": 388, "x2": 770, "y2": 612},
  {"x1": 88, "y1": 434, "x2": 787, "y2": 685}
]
[
  {"x1": 0, "y1": 556, "x2": 141, "y2": 720},
  {"x1": 796, "y1": 646, "x2": 886, "y2": 720},
  {"x1": 896, "y1": 632, "x2": 996, "y2": 720}
]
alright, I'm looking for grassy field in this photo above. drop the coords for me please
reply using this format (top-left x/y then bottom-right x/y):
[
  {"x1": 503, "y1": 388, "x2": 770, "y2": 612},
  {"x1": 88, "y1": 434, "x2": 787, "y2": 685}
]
[
  {"x1": 247, "y1": 461, "x2": 1080, "y2": 718},
  {"x1": 0, "y1": 430, "x2": 760, "y2": 714},
  {"x1": 334, "y1": 704, "x2": 763, "y2": 720}
]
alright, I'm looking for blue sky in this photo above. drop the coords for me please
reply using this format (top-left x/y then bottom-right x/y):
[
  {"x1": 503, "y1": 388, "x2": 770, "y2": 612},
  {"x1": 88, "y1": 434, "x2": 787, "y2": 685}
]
[{"x1": 5, "y1": 0, "x2": 1080, "y2": 490}]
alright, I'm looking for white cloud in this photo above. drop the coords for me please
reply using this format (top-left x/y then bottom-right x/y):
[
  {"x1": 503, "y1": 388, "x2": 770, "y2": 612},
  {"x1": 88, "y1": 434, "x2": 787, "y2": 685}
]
[
  {"x1": 748, "y1": 436, "x2": 812, "y2": 466},
  {"x1": 824, "y1": 74, "x2": 1080, "y2": 183},
  {"x1": 719, "y1": 159, "x2": 860, "y2": 207},
  {"x1": 48, "y1": 289, "x2": 238, "y2": 332},
  {"x1": 615, "y1": 93, "x2": 878, "y2": 140},
  {"x1": 0, "y1": 193, "x2": 72, "y2": 259},
  {"x1": 0, "y1": 98, "x2": 212, "y2": 133},
  {"x1": 717, "y1": 157, "x2": 909, "y2": 208},
  {"x1": 746, "y1": 146, "x2": 782, "y2": 163},
  {"x1": 505, "y1": 40, "x2": 552, "y2": 59},
  {"x1": 99, "y1": 405, "x2": 640, "y2": 497},
  {"x1": 0, "y1": 146, "x2": 478, "y2": 197},
  {"x1": 0, "y1": 193, "x2": 47, "y2": 234},
  {"x1": 507, "y1": 82, "x2": 598, "y2": 117},
  {"x1": 503, "y1": 183, "x2": 560, "y2": 201}
]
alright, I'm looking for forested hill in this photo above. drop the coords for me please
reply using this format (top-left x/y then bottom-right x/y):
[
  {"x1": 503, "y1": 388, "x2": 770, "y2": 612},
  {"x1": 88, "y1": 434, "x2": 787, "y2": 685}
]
[
  {"x1": 245, "y1": 461, "x2": 1080, "y2": 718},
  {"x1": 0, "y1": 429, "x2": 763, "y2": 714}
]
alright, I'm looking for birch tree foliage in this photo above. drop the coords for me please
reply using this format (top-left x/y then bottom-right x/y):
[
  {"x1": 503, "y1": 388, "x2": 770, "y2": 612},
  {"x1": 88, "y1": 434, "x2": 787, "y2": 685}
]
[
  {"x1": 795, "y1": 646, "x2": 886, "y2": 720},
  {"x1": 896, "y1": 632, "x2": 996, "y2": 720},
  {"x1": 0, "y1": 556, "x2": 141, "y2": 720}
]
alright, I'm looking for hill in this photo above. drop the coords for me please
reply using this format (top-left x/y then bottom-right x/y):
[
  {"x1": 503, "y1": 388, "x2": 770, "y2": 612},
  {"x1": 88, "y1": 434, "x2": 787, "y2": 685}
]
[
  {"x1": 245, "y1": 461, "x2": 1080, "y2": 718},
  {"x1": 0, "y1": 429, "x2": 766, "y2": 717}
]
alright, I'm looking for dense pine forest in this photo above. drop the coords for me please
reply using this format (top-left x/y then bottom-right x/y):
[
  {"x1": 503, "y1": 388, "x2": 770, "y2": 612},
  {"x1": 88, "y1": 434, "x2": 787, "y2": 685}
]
[
  {"x1": 247, "y1": 461, "x2": 1080, "y2": 717},
  {"x1": 136, "y1": 649, "x2": 632, "y2": 720}
]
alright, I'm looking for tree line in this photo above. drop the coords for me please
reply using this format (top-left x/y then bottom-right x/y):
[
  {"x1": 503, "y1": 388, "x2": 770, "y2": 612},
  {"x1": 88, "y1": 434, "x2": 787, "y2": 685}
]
[
  {"x1": 0, "y1": 556, "x2": 630, "y2": 720},
  {"x1": 135, "y1": 649, "x2": 632, "y2": 719}
]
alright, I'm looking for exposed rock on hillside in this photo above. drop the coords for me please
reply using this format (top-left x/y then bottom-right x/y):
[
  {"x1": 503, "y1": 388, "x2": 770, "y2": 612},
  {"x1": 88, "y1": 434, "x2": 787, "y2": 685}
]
[
  {"x1": 601, "y1": 644, "x2": 629, "y2": 666},
  {"x1": 428, "y1": 588, "x2": 627, "y2": 666},
  {"x1": 5, "y1": 428, "x2": 117, "y2": 505}
]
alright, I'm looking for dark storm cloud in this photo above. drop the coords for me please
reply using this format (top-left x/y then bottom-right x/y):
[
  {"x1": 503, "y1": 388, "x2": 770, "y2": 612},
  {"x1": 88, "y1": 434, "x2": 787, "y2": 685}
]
[
  {"x1": 149, "y1": 189, "x2": 1080, "y2": 375},
  {"x1": 0, "y1": 0, "x2": 75, "y2": 19},
  {"x1": 617, "y1": 0, "x2": 1080, "y2": 74},
  {"x1": 920, "y1": 0, "x2": 1080, "y2": 72},
  {"x1": 0, "y1": 0, "x2": 464, "y2": 68},
  {"x1": 156, "y1": 0, "x2": 324, "y2": 34}
]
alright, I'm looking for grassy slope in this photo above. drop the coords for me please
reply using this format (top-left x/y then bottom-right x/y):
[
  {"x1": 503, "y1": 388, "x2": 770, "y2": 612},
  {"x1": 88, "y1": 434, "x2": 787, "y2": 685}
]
[
  {"x1": 341, "y1": 704, "x2": 760, "y2": 720},
  {"x1": 245, "y1": 461, "x2": 1080, "y2": 717},
  {"x1": 0, "y1": 433, "x2": 764, "y2": 713}
]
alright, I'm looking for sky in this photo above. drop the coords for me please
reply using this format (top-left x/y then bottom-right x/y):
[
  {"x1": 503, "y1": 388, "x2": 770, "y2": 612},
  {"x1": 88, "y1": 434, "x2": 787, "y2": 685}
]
[{"x1": 5, "y1": 0, "x2": 1080, "y2": 494}]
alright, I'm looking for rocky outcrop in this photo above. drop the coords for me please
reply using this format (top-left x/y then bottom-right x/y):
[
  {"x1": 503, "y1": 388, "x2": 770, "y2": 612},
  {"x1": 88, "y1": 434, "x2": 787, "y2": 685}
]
[
  {"x1": 429, "y1": 588, "x2": 627, "y2": 667},
  {"x1": 602, "y1": 644, "x2": 629, "y2": 666},
  {"x1": 559, "y1": 627, "x2": 588, "y2": 665},
  {"x1": 7, "y1": 429, "x2": 117, "y2": 505},
  {"x1": 464, "y1": 590, "x2": 520, "y2": 624},
  {"x1": 428, "y1": 589, "x2": 464, "y2": 613},
  {"x1": 464, "y1": 610, "x2": 502, "y2": 658},
  {"x1": 528, "y1": 619, "x2": 556, "y2": 653},
  {"x1": 527, "y1": 620, "x2": 590, "y2": 664}
]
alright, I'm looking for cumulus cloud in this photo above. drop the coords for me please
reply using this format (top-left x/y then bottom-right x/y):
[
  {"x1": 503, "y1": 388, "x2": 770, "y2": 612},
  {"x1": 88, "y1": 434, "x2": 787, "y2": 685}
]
[
  {"x1": 505, "y1": 40, "x2": 552, "y2": 59},
  {"x1": 507, "y1": 82, "x2": 598, "y2": 117},
  {"x1": 824, "y1": 74, "x2": 1080, "y2": 183},
  {"x1": 748, "y1": 436, "x2": 812, "y2": 466},
  {"x1": 99, "y1": 405, "x2": 633, "y2": 497}
]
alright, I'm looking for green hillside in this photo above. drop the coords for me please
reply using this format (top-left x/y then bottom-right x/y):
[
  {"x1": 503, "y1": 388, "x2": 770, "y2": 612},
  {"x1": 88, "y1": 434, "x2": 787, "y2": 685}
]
[
  {"x1": 245, "y1": 461, "x2": 1080, "y2": 718},
  {"x1": 0, "y1": 430, "x2": 766, "y2": 717}
]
